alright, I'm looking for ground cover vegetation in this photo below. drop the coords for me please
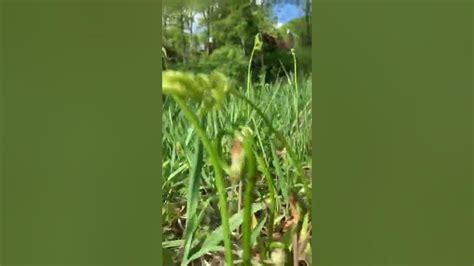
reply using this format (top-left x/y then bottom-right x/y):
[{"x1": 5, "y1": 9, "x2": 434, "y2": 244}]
[{"x1": 162, "y1": 1, "x2": 312, "y2": 265}]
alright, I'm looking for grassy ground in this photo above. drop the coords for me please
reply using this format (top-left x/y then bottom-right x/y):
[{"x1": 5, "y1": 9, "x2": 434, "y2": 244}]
[{"x1": 162, "y1": 74, "x2": 312, "y2": 265}]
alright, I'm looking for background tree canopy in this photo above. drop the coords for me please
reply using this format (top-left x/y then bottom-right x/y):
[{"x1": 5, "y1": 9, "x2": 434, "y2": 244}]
[{"x1": 162, "y1": 0, "x2": 312, "y2": 83}]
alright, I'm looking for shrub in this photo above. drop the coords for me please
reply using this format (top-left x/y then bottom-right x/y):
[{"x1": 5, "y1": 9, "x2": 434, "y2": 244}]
[{"x1": 197, "y1": 45, "x2": 248, "y2": 81}]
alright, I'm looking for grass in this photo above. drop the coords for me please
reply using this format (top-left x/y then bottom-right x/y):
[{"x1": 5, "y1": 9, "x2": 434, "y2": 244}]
[
  {"x1": 162, "y1": 37, "x2": 312, "y2": 265},
  {"x1": 162, "y1": 73, "x2": 312, "y2": 265}
]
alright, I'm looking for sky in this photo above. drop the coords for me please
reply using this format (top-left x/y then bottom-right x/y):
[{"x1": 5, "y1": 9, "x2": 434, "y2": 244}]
[
  {"x1": 190, "y1": 2, "x2": 305, "y2": 33},
  {"x1": 272, "y1": 2, "x2": 305, "y2": 27}
]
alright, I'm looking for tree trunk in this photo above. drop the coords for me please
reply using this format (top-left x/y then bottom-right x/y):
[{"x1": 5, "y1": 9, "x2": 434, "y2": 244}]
[
  {"x1": 162, "y1": 14, "x2": 168, "y2": 41},
  {"x1": 305, "y1": 0, "x2": 311, "y2": 45},
  {"x1": 206, "y1": 6, "x2": 212, "y2": 54},
  {"x1": 189, "y1": 11, "x2": 194, "y2": 53},
  {"x1": 180, "y1": 10, "x2": 186, "y2": 63}
]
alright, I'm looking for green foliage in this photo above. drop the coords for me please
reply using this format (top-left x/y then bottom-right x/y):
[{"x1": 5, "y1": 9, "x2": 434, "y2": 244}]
[
  {"x1": 259, "y1": 48, "x2": 293, "y2": 82},
  {"x1": 163, "y1": 74, "x2": 312, "y2": 264},
  {"x1": 212, "y1": 2, "x2": 273, "y2": 53},
  {"x1": 197, "y1": 45, "x2": 247, "y2": 80},
  {"x1": 187, "y1": 202, "x2": 265, "y2": 263},
  {"x1": 170, "y1": 95, "x2": 234, "y2": 265},
  {"x1": 163, "y1": 1, "x2": 312, "y2": 264},
  {"x1": 279, "y1": 17, "x2": 308, "y2": 44},
  {"x1": 278, "y1": 17, "x2": 312, "y2": 74},
  {"x1": 295, "y1": 46, "x2": 312, "y2": 76},
  {"x1": 162, "y1": 0, "x2": 313, "y2": 79},
  {"x1": 162, "y1": 70, "x2": 230, "y2": 112},
  {"x1": 181, "y1": 134, "x2": 204, "y2": 266}
]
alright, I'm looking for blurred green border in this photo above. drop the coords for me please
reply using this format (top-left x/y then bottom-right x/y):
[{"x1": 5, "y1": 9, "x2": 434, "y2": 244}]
[
  {"x1": 0, "y1": 1, "x2": 4, "y2": 263},
  {"x1": 312, "y1": 1, "x2": 472, "y2": 265},
  {"x1": 1, "y1": 1, "x2": 162, "y2": 264}
]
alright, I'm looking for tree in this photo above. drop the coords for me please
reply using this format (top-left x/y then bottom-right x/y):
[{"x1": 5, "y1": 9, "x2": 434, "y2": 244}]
[
  {"x1": 210, "y1": 1, "x2": 273, "y2": 55},
  {"x1": 305, "y1": 0, "x2": 311, "y2": 45}
]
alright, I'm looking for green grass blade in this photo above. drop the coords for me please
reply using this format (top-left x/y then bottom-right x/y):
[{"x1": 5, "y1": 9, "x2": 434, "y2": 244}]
[
  {"x1": 182, "y1": 197, "x2": 212, "y2": 265},
  {"x1": 162, "y1": 163, "x2": 188, "y2": 189},
  {"x1": 172, "y1": 96, "x2": 234, "y2": 265},
  {"x1": 270, "y1": 140, "x2": 288, "y2": 205},
  {"x1": 251, "y1": 215, "x2": 267, "y2": 248},
  {"x1": 256, "y1": 153, "x2": 276, "y2": 251},
  {"x1": 187, "y1": 202, "x2": 265, "y2": 263},
  {"x1": 251, "y1": 117, "x2": 269, "y2": 163},
  {"x1": 162, "y1": 239, "x2": 185, "y2": 249},
  {"x1": 181, "y1": 127, "x2": 204, "y2": 266},
  {"x1": 230, "y1": 88, "x2": 311, "y2": 209}
]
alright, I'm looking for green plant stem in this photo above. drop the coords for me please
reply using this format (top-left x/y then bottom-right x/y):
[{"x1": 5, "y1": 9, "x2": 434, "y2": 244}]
[
  {"x1": 256, "y1": 154, "x2": 276, "y2": 257},
  {"x1": 292, "y1": 50, "x2": 299, "y2": 97},
  {"x1": 242, "y1": 135, "x2": 257, "y2": 266},
  {"x1": 172, "y1": 96, "x2": 234, "y2": 266},
  {"x1": 246, "y1": 48, "x2": 256, "y2": 119},
  {"x1": 291, "y1": 50, "x2": 299, "y2": 132},
  {"x1": 229, "y1": 88, "x2": 311, "y2": 206},
  {"x1": 247, "y1": 48, "x2": 256, "y2": 98}
]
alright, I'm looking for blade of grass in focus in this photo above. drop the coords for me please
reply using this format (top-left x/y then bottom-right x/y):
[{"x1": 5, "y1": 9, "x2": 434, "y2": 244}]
[{"x1": 181, "y1": 121, "x2": 204, "y2": 265}]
